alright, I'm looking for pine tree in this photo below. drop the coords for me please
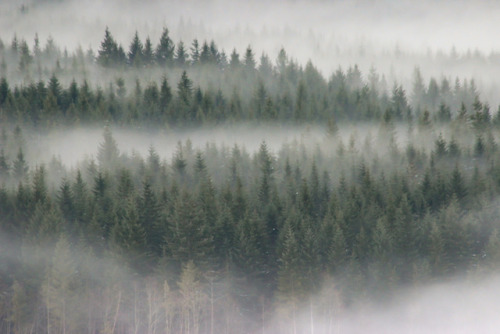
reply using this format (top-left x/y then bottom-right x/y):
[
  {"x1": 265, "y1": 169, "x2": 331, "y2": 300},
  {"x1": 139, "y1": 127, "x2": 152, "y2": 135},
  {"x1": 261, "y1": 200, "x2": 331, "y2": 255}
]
[
  {"x1": 48, "y1": 74, "x2": 62, "y2": 105},
  {"x1": 257, "y1": 141, "x2": 273, "y2": 205},
  {"x1": 18, "y1": 40, "x2": 32, "y2": 72},
  {"x1": 327, "y1": 219, "x2": 348, "y2": 274},
  {"x1": 156, "y1": 27, "x2": 175, "y2": 66},
  {"x1": 97, "y1": 126, "x2": 120, "y2": 169},
  {"x1": 200, "y1": 41, "x2": 211, "y2": 65},
  {"x1": 32, "y1": 165, "x2": 48, "y2": 206},
  {"x1": 234, "y1": 210, "x2": 269, "y2": 278},
  {"x1": 229, "y1": 49, "x2": 240, "y2": 71},
  {"x1": 450, "y1": 165, "x2": 467, "y2": 201},
  {"x1": 172, "y1": 142, "x2": 187, "y2": 181},
  {"x1": 111, "y1": 198, "x2": 149, "y2": 272},
  {"x1": 71, "y1": 170, "x2": 89, "y2": 226},
  {"x1": 175, "y1": 41, "x2": 187, "y2": 67},
  {"x1": 143, "y1": 37, "x2": 154, "y2": 66},
  {"x1": 128, "y1": 31, "x2": 144, "y2": 67},
  {"x1": 177, "y1": 71, "x2": 193, "y2": 116},
  {"x1": 190, "y1": 39, "x2": 200, "y2": 65},
  {"x1": 138, "y1": 178, "x2": 162, "y2": 255},
  {"x1": 0, "y1": 77, "x2": 10, "y2": 107},
  {"x1": 244, "y1": 45, "x2": 256, "y2": 71},
  {"x1": 12, "y1": 148, "x2": 29, "y2": 180},
  {"x1": 58, "y1": 178, "x2": 75, "y2": 230},
  {"x1": 0, "y1": 149, "x2": 9, "y2": 179},
  {"x1": 258, "y1": 53, "x2": 273, "y2": 75},
  {"x1": 167, "y1": 191, "x2": 213, "y2": 266},
  {"x1": 160, "y1": 76, "x2": 172, "y2": 119},
  {"x1": 97, "y1": 27, "x2": 119, "y2": 67}
]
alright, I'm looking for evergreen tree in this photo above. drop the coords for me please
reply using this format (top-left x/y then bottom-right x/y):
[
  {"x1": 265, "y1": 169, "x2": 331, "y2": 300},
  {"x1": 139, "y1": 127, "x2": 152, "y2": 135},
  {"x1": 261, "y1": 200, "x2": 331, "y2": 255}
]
[
  {"x1": 244, "y1": 46, "x2": 256, "y2": 71},
  {"x1": 97, "y1": 27, "x2": 119, "y2": 67},
  {"x1": 0, "y1": 149, "x2": 9, "y2": 179},
  {"x1": 111, "y1": 198, "x2": 149, "y2": 272},
  {"x1": 128, "y1": 31, "x2": 144, "y2": 67},
  {"x1": 177, "y1": 71, "x2": 193, "y2": 113},
  {"x1": 167, "y1": 191, "x2": 213, "y2": 266},
  {"x1": 229, "y1": 49, "x2": 240, "y2": 71},
  {"x1": 138, "y1": 178, "x2": 162, "y2": 255},
  {"x1": 450, "y1": 165, "x2": 467, "y2": 201},
  {"x1": 159, "y1": 76, "x2": 172, "y2": 119},
  {"x1": 97, "y1": 126, "x2": 120, "y2": 169},
  {"x1": 258, "y1": 53, "x2": 273, "y2": 75},
  {"x1": 12, "y1": 148, "x2": 28, "y2": 180},
  {"x1": 190, "y1": 39, "x2": 200, "y2": 65},
  {"x1": 143, "y1": 37, "x2": 154, "y2": 66},
  {"x1": 175, "y1": 41, "x2": 187, "y2": 67},
  {"x1": 58, "y1": 179, "x2": 75, "y2": 230},
  {"x1": 156, "y1": 27, "x2": 175, "y2": 66},
  {"x1": 18, "y1": 40, "x2": 32, "y2": 72},
  {"x1": 257, "y1": 141, "x2": 274, "y2": 204}
]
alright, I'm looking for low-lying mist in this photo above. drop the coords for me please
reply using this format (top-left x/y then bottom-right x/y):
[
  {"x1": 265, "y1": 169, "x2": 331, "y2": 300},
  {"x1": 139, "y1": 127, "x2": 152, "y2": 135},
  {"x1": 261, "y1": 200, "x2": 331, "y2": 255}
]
[
  {"x1": 272, "y1": 272, "x2": 500, "y2": 334},
  {"x1": 5, "y1": 227, "x2": 500, "y2": 334},
  {"x1": 3, "y1": 1, "x2": 500, "y2": 332},
  {"x1": 4, "y1": 0, "x2": 500, "y2": 92},
  {"x1": 21, "y1": 122, "x2": 441, "y2": 172},
  {"x1": 33, "y1": 124, "x2": 327, "y2": 167}
]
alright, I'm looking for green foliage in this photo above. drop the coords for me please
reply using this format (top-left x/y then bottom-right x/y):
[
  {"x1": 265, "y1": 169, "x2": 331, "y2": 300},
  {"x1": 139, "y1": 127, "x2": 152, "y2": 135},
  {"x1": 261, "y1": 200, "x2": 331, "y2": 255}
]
[{"x1": 4, "y1": 25, "x2": 500, "y2": 334}]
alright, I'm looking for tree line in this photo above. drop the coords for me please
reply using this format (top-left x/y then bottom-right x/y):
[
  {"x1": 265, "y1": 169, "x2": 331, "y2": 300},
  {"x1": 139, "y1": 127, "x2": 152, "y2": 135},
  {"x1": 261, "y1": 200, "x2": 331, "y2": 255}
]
[
  {"x1": 0, "y1": 62, "x2": 497, "y2": 128},
  {"x1": 1, "y1": 120, "x2": 500, "y2": 332}
]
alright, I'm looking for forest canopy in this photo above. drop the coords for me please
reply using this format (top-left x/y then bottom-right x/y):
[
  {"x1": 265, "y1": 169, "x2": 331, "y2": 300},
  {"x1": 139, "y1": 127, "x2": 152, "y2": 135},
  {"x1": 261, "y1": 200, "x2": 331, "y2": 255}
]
[{"x1": 1, "y1": 23, "x2": 500, "y2": 334}]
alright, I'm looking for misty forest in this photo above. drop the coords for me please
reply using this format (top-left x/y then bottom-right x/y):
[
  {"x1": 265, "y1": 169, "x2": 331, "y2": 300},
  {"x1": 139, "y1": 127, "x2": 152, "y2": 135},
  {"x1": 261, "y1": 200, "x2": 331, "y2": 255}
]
[{"x1": 3, "y1": 0, "x2": 500, "y2": 333}]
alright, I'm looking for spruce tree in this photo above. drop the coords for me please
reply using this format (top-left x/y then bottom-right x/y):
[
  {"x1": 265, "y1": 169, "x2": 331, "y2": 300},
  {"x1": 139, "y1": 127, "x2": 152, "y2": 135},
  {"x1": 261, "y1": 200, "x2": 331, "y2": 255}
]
[
  {"x1": 97, "y1": 27, "x2": 118, "y2": 67},
  {"x1": 156, "y1": 27, "x2": 175, "y2": 66},
  {"x1": 128, "y1": 31, "x2": 144, "y2": 67}
]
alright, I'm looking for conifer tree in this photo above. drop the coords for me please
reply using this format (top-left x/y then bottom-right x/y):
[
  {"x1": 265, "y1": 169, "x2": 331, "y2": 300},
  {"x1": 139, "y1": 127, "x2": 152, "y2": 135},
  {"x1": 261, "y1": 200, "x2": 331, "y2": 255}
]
[
  {"x1": 111, "y1": 198, "x2": 149, "y2": 272},
  {"x1": 143, "y1": 37, "x2": 154, "y2": 66},
  {"x1": 97, "y1": 126, "x2": 120, "y2": 169},
  {"x1": 160, "y1": 76, "x2": 172, "y2": 118},
  {"x1": 0, "y1": 149, "x2": 9, "y2": 179},
  {"x1": 138, "y1": 178, "x2": 162, "y2": 255},
  {"x1": 175, "y1": 41, "x2": 187, "y2": 67},
  {"x1": 156, "y1": 27, "x2": 175, "y2": 66},
  {"x1": 190, "y1": 39, "x2": 200, "y2": 65},
  {"x1": 128, "y1": 31, "x2": 144, "y2": 67},
  {"x1": 97, "y1": 27, "x2": 119, "y2": 67},
  {"x1": 13, "y1": 148, "x2": 28, "y2": 180},
  {"x1": 244, "y1": 46, "x2": 256, "y2": 71}
]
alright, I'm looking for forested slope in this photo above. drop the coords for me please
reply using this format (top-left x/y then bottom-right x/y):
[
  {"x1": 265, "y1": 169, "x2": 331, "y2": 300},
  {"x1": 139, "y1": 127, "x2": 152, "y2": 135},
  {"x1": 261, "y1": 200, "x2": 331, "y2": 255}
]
[{"x1": 1, "y1": 28, "x2": 500, "y2": 333}]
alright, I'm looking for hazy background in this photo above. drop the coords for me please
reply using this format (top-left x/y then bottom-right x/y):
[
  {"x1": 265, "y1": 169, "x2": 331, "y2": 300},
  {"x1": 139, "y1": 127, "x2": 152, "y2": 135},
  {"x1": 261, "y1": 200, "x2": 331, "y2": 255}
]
[{"x1": 2, "y1": 0, "x2": 500, "y2": 80}]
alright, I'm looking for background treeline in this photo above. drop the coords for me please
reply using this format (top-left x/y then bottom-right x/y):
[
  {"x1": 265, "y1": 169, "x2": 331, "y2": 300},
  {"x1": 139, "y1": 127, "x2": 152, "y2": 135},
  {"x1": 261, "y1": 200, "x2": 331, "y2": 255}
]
[
  {"x1": 0, "y1": 28, "x2": 498, "y2": 128},
  {"x1": 2, "y1": 119, "x2": 500, "y2": 333}
]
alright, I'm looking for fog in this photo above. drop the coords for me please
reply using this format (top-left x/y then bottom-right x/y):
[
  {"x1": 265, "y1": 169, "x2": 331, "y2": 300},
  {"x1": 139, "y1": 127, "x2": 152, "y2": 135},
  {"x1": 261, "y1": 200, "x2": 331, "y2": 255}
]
[
  {"x1": 32, "y1": 124, "x2": 326, "y2": 167},
  {"x1": 3, "y1": 1, "x2": 500, "y2": 333},
  {"x1": 3, "y1": 0, "x2": 500, "y2": 86},
  {"x1": 5, "y1": 225, "x2": 500, "y2": 334},
  {"x1": 26, "y1": 122, "x2": 447, "y2": 169},
  {"x1": 273, "y1": 273, "x2": 500, "y2": 334}
]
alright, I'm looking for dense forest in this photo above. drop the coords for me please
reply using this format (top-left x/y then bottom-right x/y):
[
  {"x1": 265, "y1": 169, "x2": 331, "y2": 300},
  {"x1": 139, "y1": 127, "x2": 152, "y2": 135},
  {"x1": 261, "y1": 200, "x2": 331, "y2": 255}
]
[{"x1": 1, "y1": 25, "x2": 500, "y2": 334}]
